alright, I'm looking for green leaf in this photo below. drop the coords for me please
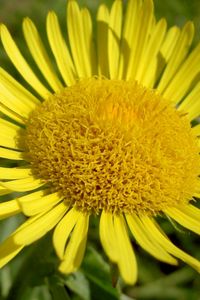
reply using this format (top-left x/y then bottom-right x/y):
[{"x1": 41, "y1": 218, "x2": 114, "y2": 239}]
[
  {"x1": 81, "y1": 247, "x2": 119, "y2": 300},
  {"x1": 64, "y1": 271, "x2": 90, "y2": 300},
  {"x1": 47, "y1": 275, "x2": 71, "y2": 300}
]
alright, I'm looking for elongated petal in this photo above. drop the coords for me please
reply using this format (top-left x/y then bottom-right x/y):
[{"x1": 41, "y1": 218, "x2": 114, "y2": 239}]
[
  {"x1": 165, "y1": 206, "x2": 200, "y2": 235},
  {"x1": 118, "y1": 0, "x2": 141, "y2": 79},
  {"x1": 19, "y1": 192, "x2": 63, "y2": 216},
  {"x1": 141, "y1": 216, "x2": 200, "y2": 272},
  {"x1": 14, "y1": 202, "x2": 68, "y2": 245},
  {"x1": 0, "y1": 186, "x2": 11, "y2": 196},
  {"x1": 81, "y1": 8, "x2": 97, "y2": 75},
  {"x1": 126, "y1": 214, "x2": 177, "y2": 265},
  {"x1": 162, "y1": 41, "x2": 200, "y2": 104},
  {"x1": 53, "y1": 208, "x2": 80, "y2": 259},
  {"x1": 0, "y1": 147, "x2": 24, "y2": 160},
  {"x1": 113, "y1": 215, "x2": 137, "y2": 285},
  {"x1": 139, "y1": 18, "x2": 167, "y2": 86},
  {"x1": 157, "y1": 22, "x2": 194, "y2": 95},
  {"x1": 179, "y1": 82, "x2": 200, "y2": 121},
  {"x1": 99, "y1": 210, "x2": 118, "y2": 262},
  {"x1": 0, "y1": 103, "x2": 25, "y2": 125},
  {"x1": 23, "y1": 18, "x2": 63, "y2": 92},
  {"x1": 46, "y1": 11, "x2": 76, "y2": 86},
  {"x1": 0, "y1": 118, "x2": 24, "y2": 150},
  {"x1": 59, "y1": 213, "x2": 89, "y2": 274},
  {"x1": 67, "y1": 0, "x2": 92, "y2": 77},
  {"x1": 108, "y1": 0, "x2": 123, "y2": 79},
  {"x1": 0, "y1": 177, "x2": 44, "y2": 192},
  {"x1": 126, "y1": 0, "x2": 154, "y2": 80},
  {"x1": 0, "y1": 200, "x2": 20, "y2": 219},
  {"x1": 0, "y1": 25, "x2": 50, "y2": 99},
  {"x1": 97, "y1": 4, "x2": 109, "y2": 77},
  {"x1": 0, "y1": 235, "x2": 24, "y2": 268},
  {"x1": 0, "y1": 167, "x2": 32, "y2": 180},
  {"x1": 181, "y1": 204, "x2": 200, "y2": 221}
]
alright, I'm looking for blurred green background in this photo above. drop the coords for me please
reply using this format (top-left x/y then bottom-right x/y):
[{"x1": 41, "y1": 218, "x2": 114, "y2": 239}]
[{"x1": 0, "y1": 0, "x2": 200, "y2": 299}]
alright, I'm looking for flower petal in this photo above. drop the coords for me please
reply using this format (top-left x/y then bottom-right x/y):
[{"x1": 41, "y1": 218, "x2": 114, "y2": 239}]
[
  {"x1": 67, "y1": 0, "x2": 92, "y2": 77},
  {"x1": 53, "y1": 208, "x2": 80, "y2": 259},
  {"x1": 46, "y1": 11, "x2": 76, "y2": 86},
  {"x1": 126, "y1": 0, "x2": 154, "y2": 80},
  {"x1": 23, "y1": 18, "x2": 63, "y2": 92},
  {"x1": 126, "y1": 213, "x2": 177, "y2": 265},
  {"x1": 59, "y1": 213, "x2": 89, "y2": 274},
  {"x1": 0, "y1": 167, "x2": 32, "y2": 180},
  {"x1": 0, "y1": 235, "x2": 24, "y2": 268},
  {"x1": 164, "y1": 206, "x2": 200, "y2": 235},
  {"x1": 97, "y1": 4, "x2": 109, "y2": 77},
  {"x1": 139, "y1": 18, "x2": 167, "y2": 86},
  {"x1": 108, "y1": 0, "x2": 123, "y2": 79},
  {"x1": 13, "y1": 202, "x2": 68, "y2": 245},
  {"x1": 0, "y1": 177, "x2": 44, "y2": 192},
  {"x1": 18, "y1": 191, "x2": 63, "y2": 216},
  {"x1": 118, "y1": 0, "x2": 141, "y2": 79},
  {"x1": 0, "y1": 200, "x2": 21, "y2": 219},
  {"x1": 141, "y1": 216, "x2": 200, "y2": 272},
  {"x1": 0, "y1": 25, "x2": 50, "y2": 99},
  {"x1": 113, "y1": 214, "x2": 138, "y2": 285},
  {"x1": 157, "y1": 21, "x2": 194, "y2": 96},
  {"x1": 0, "y1": 147, "x2": 24, "y2": 160},
  {"x1": 99, "y1": 210, "x2": 118, "y2": 262}
]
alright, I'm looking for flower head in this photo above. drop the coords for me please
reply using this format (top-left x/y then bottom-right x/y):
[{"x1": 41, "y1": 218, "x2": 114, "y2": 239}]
[{"x1": 0, "y1": 0, "x2": 200, "y2": 285}]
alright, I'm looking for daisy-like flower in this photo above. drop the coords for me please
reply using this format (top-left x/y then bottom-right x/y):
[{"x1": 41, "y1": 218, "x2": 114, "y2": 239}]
[{"x1": 0, "y1": 0, "x2": 200, "y2": 285}]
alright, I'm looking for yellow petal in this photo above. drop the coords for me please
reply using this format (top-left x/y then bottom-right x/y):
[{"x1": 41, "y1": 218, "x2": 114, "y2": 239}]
[
  {"x1": 0, "y1": 186, "x2": 11, "y2": 196},
  {"x1": 148, "y1": 26, "x2": 181, "y2": 87},
  {"x1": 19, "y1": 191, "x2": 63, "y2": 216},
  {"x1": 0, "y1": 102, "x2": 25, "y2": 125},
  {"x1": 0, "y1": 119, "x2": 24, "y2": 149},
  {"x1": 162, "y1": 37, "x2": 200, "y2": 104},
  {"x1": 179, "y1": 82, "x2": 200, "y2": 121},
  {"x1": 181, "y1": 204, "x2": 200, "y2": 221},
  {"x1": 0, "y1": 118, "x2": 24, "y2": 150},
  {"x1": 46, "y1": 11, "x2": 76, "y2": 86},
  {"x1": 81, "y1": 7, "x2": 97, "y2": 75},
  {"x1": 67, "y1": 0, "x2": 92, "y2": 77},
  {"x1": 0, "y1": 200, "x2": 20, "y2": 219},
  {"x1": 0, "y1": 67, "x2": 40, "y2": 110},
  {"x1": 0, "y1": 25, "x2": 50, "y2": 99},
  {"x1": 23, "y1": 18, "x2": 63, "y2": 92},
  {"x1": 164, "y1": 206, "x2": 200, "y2": 235},
  {"x1": 0, "y1": 147, "x2": 24, "y2": 160},
  {"x1": 141, "y1": 216, "x2": 200, "y2": 272},
  {"x1": 99, "y1": 210, "x2": 118, "y2": 262},
  {"x1": 0, "y1": 167, "x2": 31, "y2": 180},
  {"x1": 126, "y1": 0, "x2": 154, "y2": 80},
  {"x1": 0, "y1": 235, "x2": 24, "y2": 268},
  {"x1": 14, "y1": 202, "x2": 68, "y2": 245},
  {"x1": 139, "y1": 18, "x2": 167, "y2": 86},
  {"x1": 126, "y1": 214, "x2": 177, "y2": 265},
  {"x1": 157, "y1": 22, "x2": 194, "y2": 95},
  {"x1": 97, "y1": 4, "x2": 109, "y2": 77},
  {"x1": 113, "y1": 214, "x2": 137, "y2": 285},
  {"x1": 191, "y1": 123, "x2": 200, "y2": 136},
  {"x1": 53, "y1": 208, "x2": 80, "y2": 259},
  {"x1": 0, "y1": 177, "x2": 44, "y2": 192},
  {"x1": 108, "y1": 0, "x2": 123, "y2": 79},
  {"x1": 118, "y1": 0, "x2": 141, "y2": 79},
  {"x1": 59, "y1": 213, "x2": 89, "y2": 274}
]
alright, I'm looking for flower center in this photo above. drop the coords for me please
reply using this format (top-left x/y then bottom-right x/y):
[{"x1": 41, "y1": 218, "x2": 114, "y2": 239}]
[{"x1": 25, "y1": 78, "x2": 200, "y2": 215}]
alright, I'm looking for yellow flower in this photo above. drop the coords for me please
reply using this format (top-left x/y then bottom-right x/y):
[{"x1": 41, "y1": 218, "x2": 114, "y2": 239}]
[{"x1": 0, "y1": 0, "x2": 200, "y2": 285}]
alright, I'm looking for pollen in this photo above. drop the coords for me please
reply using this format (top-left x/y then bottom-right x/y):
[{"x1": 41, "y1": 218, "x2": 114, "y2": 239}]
[{"x1": 24, "y1": 78, "x2": 200, "y2": 215}]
